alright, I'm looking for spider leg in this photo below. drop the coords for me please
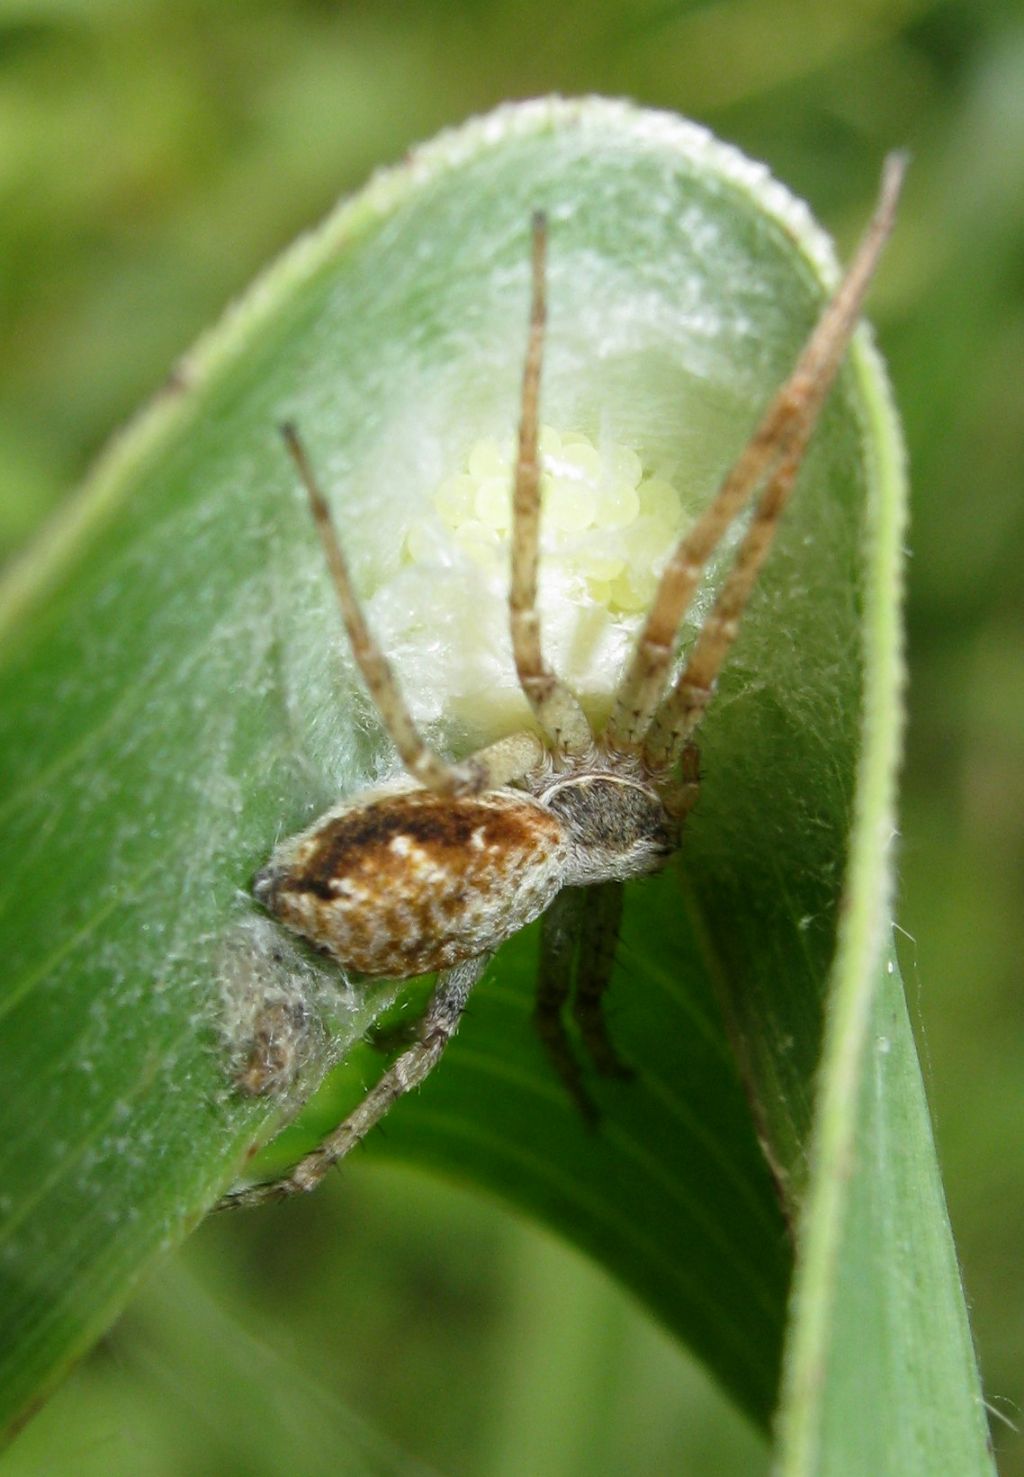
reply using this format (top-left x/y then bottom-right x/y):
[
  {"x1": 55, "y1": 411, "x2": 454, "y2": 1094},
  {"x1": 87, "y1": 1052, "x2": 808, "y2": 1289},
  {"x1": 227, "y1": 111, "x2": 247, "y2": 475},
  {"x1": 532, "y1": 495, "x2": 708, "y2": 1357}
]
[
  {"x1": 574, "y1": 880, "x2": 631, "y2": 1079},
  {"x1": 645, "y1": 441, "x2": 828, "y2": 768},
  {"x1": 607, "y1": 153, "x2": 906, "y2": 759},
  {"x1": 217, "y1": 954, "x2": 489, "y2": 1210},
  {"x1": 281, "y1": 424, "x2": 493, "y2": 797},
  {"x1": 643, "y1": 157, "x2": 906, "y2": 771},
  {"x1": 659, "y1": 740, "x2": 702, "y2": 822},
  {"x1": 509, "y1": 214, "x2": 594, "y2": 760},
  {"x1": 533, "y1": 887, "x2": 598, "y2": 1124},
  {"x1": 457, "y1": 730, "x2": 548, "y2": 790}
]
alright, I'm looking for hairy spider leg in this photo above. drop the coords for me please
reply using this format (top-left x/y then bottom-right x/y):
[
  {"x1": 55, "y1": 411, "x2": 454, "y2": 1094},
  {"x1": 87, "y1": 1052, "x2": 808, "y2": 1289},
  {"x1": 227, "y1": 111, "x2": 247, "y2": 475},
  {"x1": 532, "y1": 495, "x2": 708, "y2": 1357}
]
[
  {"x1": 280, "y1": 423, "x2": 544, "y2": 795},
  {"x1": 573, "y1": 880, "x2": 631, "y2": 1079},
  {"x1": 643, "y1": 153, "x2": 907, "y2": 771},
  {"x1": 559, "y1": 742, "x2": 699, "y2": 1096},
  {"x1": 534, "y1": 880, "x2": 641, "y2": 1119},
  {"x1": 219, "y1": 954, "x2": 490, "y2": 1209},
  {"x1": 508, "y1": 213, "x2": 595, "y2": 761},
  {"x1": 533, "y1": 888, "x2": 597, "y2": 1121},
  {"x1": 606, "y1": 152, "x2": 907, "y2": 760}
]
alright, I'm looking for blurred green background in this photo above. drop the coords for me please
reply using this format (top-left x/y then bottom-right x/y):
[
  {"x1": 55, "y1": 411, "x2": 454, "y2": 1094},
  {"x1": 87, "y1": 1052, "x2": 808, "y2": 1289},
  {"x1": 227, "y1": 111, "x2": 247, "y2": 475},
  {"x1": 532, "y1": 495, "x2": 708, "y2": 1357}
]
[{"x1": 2, "y1": 1, "x2": 1021, "y2": 1473}]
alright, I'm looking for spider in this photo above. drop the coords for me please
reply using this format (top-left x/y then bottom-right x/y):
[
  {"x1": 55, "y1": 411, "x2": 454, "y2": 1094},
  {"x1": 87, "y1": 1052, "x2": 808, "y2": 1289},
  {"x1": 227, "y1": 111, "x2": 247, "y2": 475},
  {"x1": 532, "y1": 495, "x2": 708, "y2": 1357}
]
[{"x1": 220, "y1": 155, "x2": 904, "y2": 1210}]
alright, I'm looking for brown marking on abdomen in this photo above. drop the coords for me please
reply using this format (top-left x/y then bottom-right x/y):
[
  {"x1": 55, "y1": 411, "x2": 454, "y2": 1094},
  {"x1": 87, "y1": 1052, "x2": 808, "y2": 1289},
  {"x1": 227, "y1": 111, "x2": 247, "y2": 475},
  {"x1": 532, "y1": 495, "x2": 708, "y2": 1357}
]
[{"x1": 260, "y1": 789, "x2": 568, "y2": 977}]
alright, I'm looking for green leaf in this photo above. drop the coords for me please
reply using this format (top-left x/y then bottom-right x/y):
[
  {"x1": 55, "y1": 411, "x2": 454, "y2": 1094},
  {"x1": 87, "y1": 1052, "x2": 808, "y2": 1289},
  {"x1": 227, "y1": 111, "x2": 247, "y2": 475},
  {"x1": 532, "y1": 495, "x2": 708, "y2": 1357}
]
[
  {"x1": 0, "y1": 97, "x2": 989, "y2": 1467},
  {"x1": 778, "y1": 945, "x2": 994, "y2": 1475}
]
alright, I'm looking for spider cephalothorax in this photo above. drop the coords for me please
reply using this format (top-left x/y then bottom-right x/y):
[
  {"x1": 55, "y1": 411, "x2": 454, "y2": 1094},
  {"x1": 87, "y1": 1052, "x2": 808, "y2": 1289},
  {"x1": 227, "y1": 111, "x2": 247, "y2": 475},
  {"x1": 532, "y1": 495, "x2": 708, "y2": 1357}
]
[{"x1": 221, "y1": 157, "x2": 903, "y2": 1209}]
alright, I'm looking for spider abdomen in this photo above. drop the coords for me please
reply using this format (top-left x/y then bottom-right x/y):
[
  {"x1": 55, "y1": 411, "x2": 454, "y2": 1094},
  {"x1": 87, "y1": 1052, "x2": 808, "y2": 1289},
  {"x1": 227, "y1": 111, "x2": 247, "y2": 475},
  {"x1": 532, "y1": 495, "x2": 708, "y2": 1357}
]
[{"x1": 253, "y1": 787, "x2": 570, "y2": 977}]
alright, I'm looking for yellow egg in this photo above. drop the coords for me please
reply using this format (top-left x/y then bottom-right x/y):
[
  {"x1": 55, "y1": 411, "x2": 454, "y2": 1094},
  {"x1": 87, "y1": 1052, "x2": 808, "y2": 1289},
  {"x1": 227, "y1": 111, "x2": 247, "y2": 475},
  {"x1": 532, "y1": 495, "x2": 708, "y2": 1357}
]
[
  {"x1": 467, "y1": 438, "x2": 508, "y2": 479},
  {"x1": 475, "y1": 475, "x2": 512, "y2": 530},
  {"x1": 610, "y1": 568, "x2": 657, "y2": 613},
  {"x1": 638, "y1": 477, "x2": 684, "y2": 524},
  {"x1": 403, "y1": 519, "x2": 436, "y2": 564},
  {"x1": 453, "y1": 519, "x2": 501, "y2": 570},
  {"x1": 605, "y1": 443, "x2": 643, "y2": 488},
  {"x1": 434, "y1": 474, "x2": 476, "y2": 526},
  {"x1": 577, "y1": 546, "x2": 626, "y2": 581},
  {"x1": 594, "y1": 479, "x2": 641, "y2": 530},
  {"x1": 555, "y1": 441, "x2": 602, "y2": 483},
  {"x1": 538, "y1": 425, "x2": 562, "y2": 458},
  {"x1": 545, "y1": 477, "x2": 594, "y2": 532}
]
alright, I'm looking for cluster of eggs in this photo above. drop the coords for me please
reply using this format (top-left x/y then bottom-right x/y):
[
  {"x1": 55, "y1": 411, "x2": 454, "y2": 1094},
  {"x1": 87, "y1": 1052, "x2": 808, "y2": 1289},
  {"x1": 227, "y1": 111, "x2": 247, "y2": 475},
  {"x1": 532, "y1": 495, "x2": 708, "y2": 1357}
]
[{"x1": 404, "y1": 425, "x2": 691, "y2": 615}]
